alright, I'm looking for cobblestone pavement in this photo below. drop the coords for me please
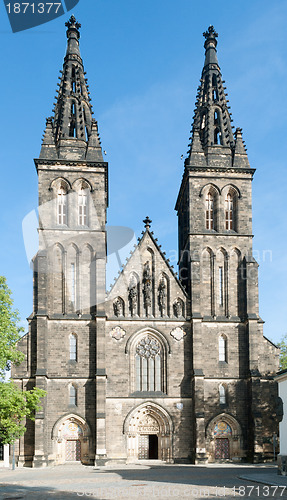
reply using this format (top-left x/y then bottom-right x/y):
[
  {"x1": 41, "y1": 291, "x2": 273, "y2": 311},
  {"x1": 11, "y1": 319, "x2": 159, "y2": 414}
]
[{"x1": 0, "y1": 463, "x2": 287, "y2": 500}]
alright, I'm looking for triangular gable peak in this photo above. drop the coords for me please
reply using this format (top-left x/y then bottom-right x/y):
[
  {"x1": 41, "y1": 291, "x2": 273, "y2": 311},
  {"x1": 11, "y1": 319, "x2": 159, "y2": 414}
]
[{"x1": 107, "y1": 219, "x2": 188, "y2": 320}]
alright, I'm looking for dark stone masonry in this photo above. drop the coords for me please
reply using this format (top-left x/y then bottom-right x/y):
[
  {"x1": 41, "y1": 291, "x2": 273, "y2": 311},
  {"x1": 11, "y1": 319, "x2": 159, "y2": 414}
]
[{"x1": 13, "y1": 18, "x2": 280, "y2": 466}]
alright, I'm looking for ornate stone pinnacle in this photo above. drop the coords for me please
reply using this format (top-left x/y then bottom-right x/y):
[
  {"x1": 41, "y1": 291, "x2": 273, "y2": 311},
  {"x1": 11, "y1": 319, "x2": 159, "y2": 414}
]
[
  {"x1": 65, "y1": 15, "x2": 81, "y2": 31},
  {"x1": 143, "y1": 216, "x2": 152, "y2": 230},
  {"x1": 203, "y1": 25, "x2": 218, "y2": 41}
]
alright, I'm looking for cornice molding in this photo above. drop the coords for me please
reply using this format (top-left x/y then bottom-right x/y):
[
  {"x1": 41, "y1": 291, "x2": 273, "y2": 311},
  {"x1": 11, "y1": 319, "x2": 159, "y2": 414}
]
[{"x1": 34, "y1": 158, "x2": 108, "y2": 168}]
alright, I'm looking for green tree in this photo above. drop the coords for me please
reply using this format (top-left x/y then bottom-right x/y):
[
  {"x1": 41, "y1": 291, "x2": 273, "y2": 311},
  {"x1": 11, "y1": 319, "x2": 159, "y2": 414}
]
[
  {"x1": 0, "y1": 276, "x2": 45, "y2": 444},
  {"x1": 278, "y1": 333, "x2": 287, "y2": 370}
]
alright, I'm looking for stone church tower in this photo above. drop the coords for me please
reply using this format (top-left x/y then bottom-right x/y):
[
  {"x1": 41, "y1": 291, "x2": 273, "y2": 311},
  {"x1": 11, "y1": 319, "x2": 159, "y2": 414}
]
[{"x1": 13, "y1": 19, "x2": 280, "y2": 466}]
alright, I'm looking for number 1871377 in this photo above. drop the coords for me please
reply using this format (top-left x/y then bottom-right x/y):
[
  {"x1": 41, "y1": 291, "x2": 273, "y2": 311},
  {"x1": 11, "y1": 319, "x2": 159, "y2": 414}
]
[{"x1": 6, "y1": 3, "x2": 62, "y2": 14}]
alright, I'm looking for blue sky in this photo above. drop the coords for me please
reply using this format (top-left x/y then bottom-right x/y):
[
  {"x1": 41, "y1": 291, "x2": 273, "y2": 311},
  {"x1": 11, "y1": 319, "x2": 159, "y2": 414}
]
[{"x1": 0, "y1": 0, "x2": 286, "y2": 344}]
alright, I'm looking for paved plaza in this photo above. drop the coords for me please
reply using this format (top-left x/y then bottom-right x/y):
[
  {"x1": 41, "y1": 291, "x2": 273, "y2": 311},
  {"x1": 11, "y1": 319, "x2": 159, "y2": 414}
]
[{"x1": 0, "y1": 463, "x2": 287, "y2": 500}]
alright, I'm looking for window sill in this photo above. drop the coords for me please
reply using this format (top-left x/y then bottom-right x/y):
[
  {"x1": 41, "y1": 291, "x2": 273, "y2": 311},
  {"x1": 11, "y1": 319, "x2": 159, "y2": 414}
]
[{"x1": 129, "y1": 391, "x2": 166, "y2": 397}]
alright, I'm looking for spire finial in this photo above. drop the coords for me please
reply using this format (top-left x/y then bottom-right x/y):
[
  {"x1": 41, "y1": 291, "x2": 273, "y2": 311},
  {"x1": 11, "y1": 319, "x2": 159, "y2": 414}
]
[
  {"x1": 65, "y1": 15, "x2": 81, "y2": 31},
  {"x1": 203, "y1": 25, "x2": 218, "y2": 43},
  {"x1": 143, "y1": 216, "x2": 152, "y2": 230},
  {"x1": 65, "y1": 15, "x2": 81, "y2": 40}
]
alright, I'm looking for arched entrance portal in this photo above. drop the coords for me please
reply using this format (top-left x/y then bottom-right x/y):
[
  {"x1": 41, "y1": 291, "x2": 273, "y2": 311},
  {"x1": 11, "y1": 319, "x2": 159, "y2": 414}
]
[
  {"x1": 52, "y1": 414, "x2": 92, "y2": 465},
  {"x1": 124, "y1": 403, "x2": 173, "y2": 462},
  {"x1": 206, "y1": 413, "x2": 243, "y2": 462}
]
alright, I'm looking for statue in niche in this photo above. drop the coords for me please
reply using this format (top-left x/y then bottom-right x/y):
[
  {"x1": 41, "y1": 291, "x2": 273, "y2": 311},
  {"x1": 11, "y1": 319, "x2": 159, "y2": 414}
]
[
  {"x1": 128, "y1": 276, "x2": 138, "y2": 316},
  {"x1": 113, "y1": 297, "x2": 123, "y2": 317},
  {"x1": 142, "y1": 261, "x2": 152, "y2": 311},
  {"x1": 158, "y1": 277, "x2": 166, "y2": 316},
  {"x1": 173, "y1": 299, "x2": 183, "y2": 318}
]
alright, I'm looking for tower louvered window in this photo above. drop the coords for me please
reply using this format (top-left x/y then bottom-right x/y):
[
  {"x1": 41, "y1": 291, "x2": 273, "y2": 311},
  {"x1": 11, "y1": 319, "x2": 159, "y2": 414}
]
[
  {"x1": 205, "y1": 192, "x2": 214, "y2": 230},
  {"x1": 57, "y1": 188, "x2": 67, "y2": 225},
  {"x1": 225, "y1": 193, "x2": 233, "y2": 230},
  {"x1": 78, "y1": 188, "x2": 87, "y2": 225}
]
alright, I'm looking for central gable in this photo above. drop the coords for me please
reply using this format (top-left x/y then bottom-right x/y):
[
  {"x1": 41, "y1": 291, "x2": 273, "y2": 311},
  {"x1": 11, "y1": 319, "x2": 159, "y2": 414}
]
[{"x1": 106, "y1": 229, "x2": 188, "y2": 319}]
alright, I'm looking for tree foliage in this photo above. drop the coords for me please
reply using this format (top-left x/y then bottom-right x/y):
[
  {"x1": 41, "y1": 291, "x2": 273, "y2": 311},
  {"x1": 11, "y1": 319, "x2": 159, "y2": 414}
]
[
  {"x1": 0, "y1": 382, "x2": 45, "y2": 444},
  {"x1": 0, "y1": 276, "x2": 24, "y2": 378},
  {"x1": 0, "y1": 276, "x2": 46, "y2": 444},
  {"x1": 278, "y1": 333, "x2": 287, "y2": 370}
]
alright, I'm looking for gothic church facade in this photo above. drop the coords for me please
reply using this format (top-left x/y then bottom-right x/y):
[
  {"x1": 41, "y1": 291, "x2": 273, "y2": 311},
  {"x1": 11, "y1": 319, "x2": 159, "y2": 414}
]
[{"x1": 13, "y1": 18, "x2": 280, "y2": 466}]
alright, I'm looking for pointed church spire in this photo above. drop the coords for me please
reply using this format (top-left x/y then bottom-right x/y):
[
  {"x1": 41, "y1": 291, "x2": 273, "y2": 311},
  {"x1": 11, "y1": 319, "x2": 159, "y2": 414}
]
[
  {"x1": 233, "y1": 128, "x2": 250, "y2": 168},
  {"x1": 188, "y1": 26, "x2": 235, "y2": 167},
  {"x1": 40, "y1": 16, "x2": 104, "y2": 162},
  {"x1": 186, "y1": 128, "x2": 207, "y2": 167},
  {"x1": 39, "y1": 117, "x2": 57, "y2": 159}
]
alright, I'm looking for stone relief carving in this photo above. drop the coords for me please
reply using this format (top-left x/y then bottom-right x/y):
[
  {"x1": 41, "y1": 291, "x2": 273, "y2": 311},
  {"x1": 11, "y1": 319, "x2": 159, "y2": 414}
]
[
  {"x1": 113, "y1": 297, "x2": 124, "y2": 317},
  {"x1": 138, "y1": 414, "x2": 159, "y2": 433},
  {"x1": 142, "y1": 261, "x2": 152, "y2": 312},
  {"x1": 110, "y1": 326, "x2": 126, "y2": 341},
  {"x1": 128, "y1": 275, "x2": 138, "y2": 316},
  {"x1": 173, "y1": 299, "x2": 183, "y2": 317},
  {"x1": 158, "y1": 277, "x2": 166, "y2": 316},
  {"x1": 170, "y1": 327, "x2": 186, "y2": 341}
]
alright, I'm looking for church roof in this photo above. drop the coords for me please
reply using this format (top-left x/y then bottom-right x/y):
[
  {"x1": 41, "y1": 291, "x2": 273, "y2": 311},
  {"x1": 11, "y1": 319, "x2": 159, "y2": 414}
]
[{"x1": 39, "y1": 16, "x2": 103, "y2": 162}]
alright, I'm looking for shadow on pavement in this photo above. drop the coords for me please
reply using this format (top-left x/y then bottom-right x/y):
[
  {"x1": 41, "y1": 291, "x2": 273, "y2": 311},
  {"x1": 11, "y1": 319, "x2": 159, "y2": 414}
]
[
  {"x1": 91, "y1": 465, "x2": 274, "y2": 487},
  {"x1": 0, "y1": 483, "x2": 104, "y2": 500}
]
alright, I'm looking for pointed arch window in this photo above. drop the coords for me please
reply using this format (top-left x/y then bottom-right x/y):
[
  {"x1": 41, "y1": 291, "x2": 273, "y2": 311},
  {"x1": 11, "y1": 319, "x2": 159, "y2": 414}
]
[
  {"x1": 205, "y1": 192, "x2": 214, "y2": 230},
  {"x1": 203, "y1": 75, "x2": 209, "y2": 103},
  {"x1": 201, "y1": 113, "x2": 206, "y2": 130},
  {"x1": 69, "y1": 102, "x2": 76, "y2": 138},
  {"x1": 83, "y1": 108, "x2": 89, "y2": 142},
  {"x1": 214, "y1": 127, "x2": 222, "y2": 145},
  {"x1": 69, "y1": 334, "x2": 77, "y2": 361},
  {"x1": 69, "y1": 385, "x2": 77, "y2": 406},
  {"x1": 225, "y1": 193, "x2": 234, "y2": 230},
  {"x1": 219, "y1": 384, "x2": 226, "y2": 405},
  {"x1": 135, "y1": 336, "x2": 163, "y2": 392},
  {"x1": 57, "y1": 187, "x2": 67, "y2": 225},
  {"x1": 219, "y1": 335, "x2": 227, "y2": 362},
  {"x1": 78, "y1": 188, "x2": 88, "y2": 226},
  {"x1": 71, "y1": 66, "x2": 76, "y2": 93}
]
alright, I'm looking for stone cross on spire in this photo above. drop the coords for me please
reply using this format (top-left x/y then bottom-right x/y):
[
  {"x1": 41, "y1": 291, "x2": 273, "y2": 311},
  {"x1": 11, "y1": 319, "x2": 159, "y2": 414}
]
[
  {"x1": 203, "y1": 25, "x2": 218, "y2": 42},
  {"x1": 65, "y1": 14, "x2": 81, "y2": 31}
]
